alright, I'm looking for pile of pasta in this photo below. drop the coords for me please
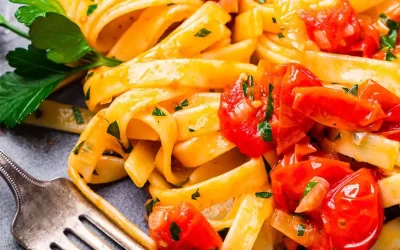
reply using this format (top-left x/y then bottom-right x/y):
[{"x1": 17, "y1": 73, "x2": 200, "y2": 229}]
[{"x1": 26, "y1": 0, "x2": 400, "y2": 249}]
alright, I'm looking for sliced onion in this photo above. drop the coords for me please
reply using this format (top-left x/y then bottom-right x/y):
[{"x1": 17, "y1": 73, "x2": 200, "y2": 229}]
[
  {"x1": 295, "y1": 176, "x2": 330, "y2": 213},
  {"x1": 270, "y1": 209, "x2": 318, "y2": 247}
]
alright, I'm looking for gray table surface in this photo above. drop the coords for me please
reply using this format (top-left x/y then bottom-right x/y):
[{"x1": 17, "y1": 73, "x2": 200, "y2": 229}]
[{"x1": 0, "y1": 2, "x2": 148, "y2": 249}]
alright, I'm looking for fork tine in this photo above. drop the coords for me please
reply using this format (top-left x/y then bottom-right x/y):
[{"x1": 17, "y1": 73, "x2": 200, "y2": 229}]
[
  {"x1": 82, "y1": 213, "x2": 144, "y2": 250},
  {"x1": 68, "y1": 219, "x2": 112, "y2": 250},
  {"x1": 50, "y1": 235, "x2": 80, "y2": 250}
]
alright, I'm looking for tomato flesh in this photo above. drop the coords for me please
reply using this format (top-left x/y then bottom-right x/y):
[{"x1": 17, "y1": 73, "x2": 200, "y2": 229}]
[
  {"x1": 320, "y1": 169, "x2": 384, "y2": 250},
  {"x1": 271, "y1": 157, "x2": 353, "y2": 212},
  {"x1": 149, "y1": 202, "x2": 222, "y2": 250},
  {"x1": 300, "y1": 0, "x2": 379, "y2": 57},
  {"x1": 292, "y1": 87, "x2": 386, "y2": 131}
]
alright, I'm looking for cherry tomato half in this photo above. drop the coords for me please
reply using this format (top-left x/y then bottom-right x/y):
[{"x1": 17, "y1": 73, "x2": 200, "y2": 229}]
[
  {"x1": 358, "y1": 79, "x2": 400, "y2": 111},
  {"x1": 271, "y1": 157, "x2": 353, "y2": 212},
  {"x1": 149, "y1": 202, "x2": 222, "y2": 250},
  {"x1": 320, "y1": 168, "x2": 384, "y2": 250}
]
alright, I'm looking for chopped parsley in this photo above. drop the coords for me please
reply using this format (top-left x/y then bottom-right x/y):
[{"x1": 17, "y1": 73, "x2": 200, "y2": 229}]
[
  {"x1": 346, "y1": 84, "x2": 358, "y2": 96},
  {"x1": 167, "y1": 3, "x2": 175, "y2": 6},
  {"x1": 170, "y1": 222, "x2": 181, "y2": 241},
  {"x1": 266, "y1": 83, "x2": 274, "y2": 121},
  {"x1": 86, "y1": 72, "x2": 94, "y2": 79},
  {"x1": 189, "y1": 128, "x2": 195, "y2": 132},
  {"x1": 191, "y1": 189, "x2": 201, "y2": 200},
  {"x1": 278, "y1": 33, "x2": 284, "y2": 39},
  {"x1": 255, "y1": 192, "x2": 273, "y2": 199},
  {"x1": 272, "y1": 17, "x2": 277, "y2": 23},
  {"x1": 302, "y1": 181, "x2": 318, "y2": 199},
  {"x1": 145, "y1": 198, "x2": 160, "y2": 216},
  {"x1": 258, "y1": 121, "x2": 273, "y2": 141},
  {"x1": 379, "y1": 14, "x2": 400, "y2": 52},
  {"x1": 175, "y1": 99, "x2": 189, "y2": 111},
  {"x1": 119, "y1": 140, "x2": 133, "y2": 154},
  {"x1": 72, "y1": 106, "x2": 84, "y2": 124},
  {"x1": 73, "y1": 140, "x2": 86, "y2": 155},
  {"x1": 297, "y1": 224, "x2": 306, "y2": 236},
  {"x1": 107, "y1": 121, "x2": 121, "y2": 140},
  {"x1": 386, "y1": 50, "x2": 397, "y2": 61},
  {"x1": 152, "y1": 107, "x2": 166, "y2": 116},
  {"x1": 334, "y1": 132, "x2": 342, "y2": 141},
  {"x1": 194, "y1": 28, "x2": 211, "y2": 38},
  {"x1": 242, "y1": 82, "x2": 248, "y2": 97},
  {"x1": 85, "y1": 87, "x2": 91, "y2": 100},
  {"x1": 87, "y1": 4, "x2": 98, "y2": 16}
]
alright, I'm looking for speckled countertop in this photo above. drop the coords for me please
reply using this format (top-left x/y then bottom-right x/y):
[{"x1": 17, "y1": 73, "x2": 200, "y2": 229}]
[{"x1": 0, "y1": 2, "x2": 147, "y2": 249}]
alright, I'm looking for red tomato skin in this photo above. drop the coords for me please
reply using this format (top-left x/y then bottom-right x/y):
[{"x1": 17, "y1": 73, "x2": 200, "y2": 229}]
[
  {"x1": 292, "y1": 87, "x2": 386, "y2": 131},
  {"x1": 149, "y1": 202, "x2": 222, "y2": 250},
  {"x1": 271, "y1": 157, "x2": 353, "y2": 212},
  {"x1": 261, "y1": 63, "x2": 322, "y2": 154},
  {"x1": 386, "y1": 104, "x2": 400, "y2": 122},
  {"x1": 320, "y1": 169, "x2": 384, "y2": 250},
  {"x1": 358, "y1": 79, "x2": 400, "y2": 111}
]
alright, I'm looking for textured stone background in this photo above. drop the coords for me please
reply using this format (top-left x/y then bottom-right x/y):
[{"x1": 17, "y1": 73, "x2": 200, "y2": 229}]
[{"x1": 0, "y1": 1, "x2": 147, "y2": 249}]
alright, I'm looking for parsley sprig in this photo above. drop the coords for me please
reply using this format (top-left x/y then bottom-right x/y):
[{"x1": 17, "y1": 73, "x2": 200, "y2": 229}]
[
  {"x1": 379, "y1": 14, "x2": 399, "y2": 61},
  {"x1": 0, "y1": 9, "x2": 121, "y2": 127}
]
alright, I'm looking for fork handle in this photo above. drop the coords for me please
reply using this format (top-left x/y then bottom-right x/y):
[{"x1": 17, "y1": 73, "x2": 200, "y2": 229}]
[{"x1": 0, "y1": 150, "x2": 44, "y2": 208}]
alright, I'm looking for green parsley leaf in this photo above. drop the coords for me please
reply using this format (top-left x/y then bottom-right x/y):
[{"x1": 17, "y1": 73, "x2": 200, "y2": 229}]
[
  {"x1": 379, "y1": 13, "x2": 387, "y2": 20},
  {"x1": 189, "y1": 128, "x2": 195, "y2": 132},
  {"x1": 11, "y1": 0, "x2": 66, "y2": 26},
  {"x1": 181, "y1": 99, "x2": 188, "y2": 107},
  {"x1": 386, "y1": 50, "x2": 398, "y2": 61},
  {"x1": 167, "y1": 3, "x2": 175, "y2": 6},
  {"x1": 297, "y1": 224, "x2": 306, "y2": 236},
  {"x1": 191, "y1": 189, "x2": 200, "y2": 200},
  {"x1": 152, "y1": 107, "x2": 166, "y2": 116},
  {"x1": 118, "y1": 140, "x2": 133, "y2": 154},
  {"x1": 380, "y1": 30, "x2": 397, "y2": 49},
  {"x1": 258, "y1": 121, "x2": 273, "y2": 141},
  {"x1": 255, "y1": 192, "x2": 273, "y2": 199},
  {"x1": 85, "y1": 87, "x2": 91, "y2": 100},
  {"x1": 174, "y1": 105, "x2": 183, "y2": 111},
  {"x1": 386, "y1": 19, "x2": 400, "y2": 31},
  {"x1": 302, "y1": 181, "x2": 318, "y2": 199},
  {"x1": 247, "y1": 75, "x2": 254, "y2": 87},
  {"x1": 73, "y1": 140, "x2": 86, "y2": 155},
  {"x1": 107, "y1": 121, "x2": 121, "y2": 140},
  {"x1": 72, "y1": 106, "x2": 84, "y2": 124},
  {"x1": 170, "y1": 222, "x2": 181, "y2": 241},
  {"x1": 86, "y1": 72, "x2": 94, "y2": 79},
  {"x1": 346, "y1": 84, "x2": 358, "y2": 96},
  {"x1": 145, "y1": 198, "x2": 160, "y2": 216},
  {"x1": 194, "y1": 28, "x2": 211, "y2": 37},
  {"x1": 334, "y1": 132, "x2": 341, "y2": 141},
  {"x1": 0, "y1": 72, "x2": 66, "y2": 127},
  {"x1": 6, "y1": 45, "x2": 70, "y2": 78},
  {"x1": 258, "y1": 0, "x2": 266, "y2": 3},
  {"x1": 266, "y1": 83, "x2": 274, "y2": 121},
  {"x1": 272, "y1": 17, "x2": 277, "y2": 23},
  {"x1": 342, "y1": 87, "x2": 349, "y2": 92},
  {"x1": 278, "y1": 33, "x2": 284, "y2": 39},
  {"x1": 30, "y1": 13, "x2": 92, "y2": 64},
  {"x1": 0, "y1": 14, "x2": 30, "y2": 39},
  {"x1": 242, "y1": 82, "x2": 248, "y2": 97},
  {"x1": 87, "y1": 4, "x2": 98, "y2": 16}
]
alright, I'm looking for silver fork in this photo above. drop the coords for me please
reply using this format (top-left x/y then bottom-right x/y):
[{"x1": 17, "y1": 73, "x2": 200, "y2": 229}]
[{"x1": 0, "y1": 150, "x2": 144, "y2": 250}]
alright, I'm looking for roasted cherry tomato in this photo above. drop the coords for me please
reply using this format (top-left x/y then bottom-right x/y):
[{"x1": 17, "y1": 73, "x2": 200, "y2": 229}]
[
  {"x1": 218, "y1": 76, "x2": 274, "y2": 157},
  {"x1": 149, "y1": 202, "x2": 222, "y2": 250},
  {"x1": 358, "y1": 79, "x2": 400, "y2": 111},
  {"x1": 271, "y1": 157, "x2": 353, "y2": 212},
  {"x1": 292, "y1": 87, "x2": 386, "y2": 131},
  {"x1": 261, "y1": 63, "x2": 322, "y2": 154},
  {"x1": 300, "y1": 0, "x2": 379, "y2": 57},
  {"x1": 320, "y1": 168, "x2": 384, "y2": 250}
]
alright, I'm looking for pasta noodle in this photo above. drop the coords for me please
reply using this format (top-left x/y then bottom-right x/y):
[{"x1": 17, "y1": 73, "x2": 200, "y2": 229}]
[{"x1": 18, "y1": 0, "x2": 398, "y2": 249}]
